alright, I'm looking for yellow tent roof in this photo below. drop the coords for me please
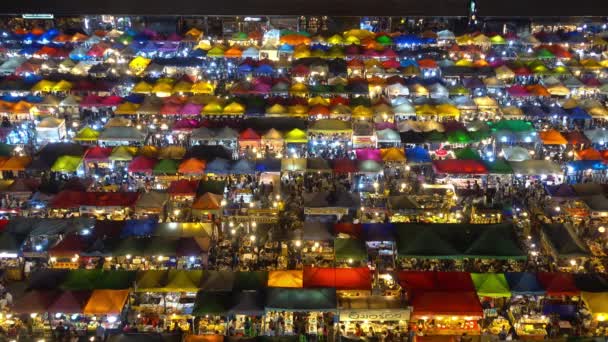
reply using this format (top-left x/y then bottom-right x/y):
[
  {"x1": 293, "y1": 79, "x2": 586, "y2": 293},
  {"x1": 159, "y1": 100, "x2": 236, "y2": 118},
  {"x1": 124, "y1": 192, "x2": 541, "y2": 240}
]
[
  {"x1": 330, "y1": 104, "x2": 351, "y2": 115},
  {"x1": 51, "y1": 155, "x2": 83, "y2": 172},
  {"x1": 327, "y1": 34, "x2": 344, "y2": 45},
  {"x1": 132, "y1": 81, "x2": 153, "y2": 94},
  {"x1": 152, "y1": 80, "x2": 174, "y2": 96},
  {"x1": 129, "y1": 56, "x2": 151, "y2": 74},
  {"x1": 288, "y1": 104, "x2": 309, "y2": 115},
  {"x1": 290, "y1": 82, "x2": 308, "y2": 93},
  {"x1": 474, "y1": 96, "x2": 498, "y2": 108},
  {"x1": 501, "y1": 106, "x2": 524, "y2": 117},
  {"x1": 455, "y1": 59, "x2": 474, "y2": 67},
  {"x1": 415, "y1": 104, "x2": 437, "y2": 116},
  {"x1": 308, "y1": 96, "x2": 330, "y2": 106},
  {"x1": 435, "y1": 103, "x2": 461, "y2": 117},
  {"x1": 109, "y1": 146, "x2": 138, "y2": 161},
  {"x1": 52, "y1": 80, "x2": 73, "y2": 92},
  {"x1": 266, "y1": 103, "x2": 288, "y2": 115},
  {"x1": 207, "y1": 46, "x2": 225, "y2": 57},
  {"x1": 352, "y1": 105, "x2": 373, "y2": 118},
  {"x1": 191, "y1": 81, "x2": 215, "y2": 95},
  {"x1": 547, "y1": 84, "x2": 570, "y2": 96},
  {"x1": 185, "y1": 28, "x2": 203, "y2": 40},
  {"x1": 73, "y1": 127, "x2": 100, "y2": 141},
  {"x1": 172, "y1": 80, "x2": 193, "y2": 93},
  {"x1": 223, "y1": 101, "x2": 245, "y2": 114},
  {"x1": 262, "y1": 128, "x2": 284, "y2": 140},
  {"x1": 281, "y1": 158, "x2": 306, "y2": 171},
  {"x1": 344, "y1": 35, "x2": 360, "y2": 45},
  {"x1": 114, "y1": 102, "x2": 140, "y2": 115},
  {"x1": 284, "y1": 128, "x2": 308, "y2": 143},
  {"x1": 582, "y1": 292, "x2": 608, "y2": 317},
  {"x1": 381, "y1": 147, "x2": 406, "y2": 162},
  {"x1": 31, "y1": 80, "x2": 56, "y2": 92},
  {"x1": 138, "y1": 145, "x2": 159, "y2": 158},
  {"x1": 293, "y1": 46, "x2": 311, "y2": 59},
  {"x1": 159, "y1": 145, "x2": 186, "y2": 159},
  {"x1": 343, "y1": 29, "x2": 374, "y2": 40},
  {"x1": 83, "y1": 290, "x2": 129, "y2": 315},
  {"x1": 268, "y1": 270, "x2": 303, "y2": 288},
  {"x1": 202, "y1": 101, "x2": 224, "y2": 114}
]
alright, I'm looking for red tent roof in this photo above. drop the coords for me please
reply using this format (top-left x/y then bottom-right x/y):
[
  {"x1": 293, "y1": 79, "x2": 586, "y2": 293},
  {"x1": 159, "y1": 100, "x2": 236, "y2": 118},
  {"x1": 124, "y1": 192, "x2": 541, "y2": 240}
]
[
  {"x1": 303, "y1": 266, "x2": 371, "y2": 290},
  {"x1": 332, "y1": 158, "x2": 358, "y2": 173},
  {"x1": 432, "y1": 160, "x2": 488, "y2": 174},
  {"x1": 49, "y1": 233, "x2": 88, "y2": 257},
  {"x1": 537, "y1": 272, "x2": 580, "y2": 296},
  {"x1": 84, "y1": 146, "x2": 113, "y2": 161},
  {"x1": 48, "y1": 291, "x2": 92, "y2": 314},
  {"x1": 564, "y1": 131, "x2": 590, "y2": 145},
  {"x1": 128, "y1": 156, "x2": 157, "y2": 173},
  {"x1": 13, "y1": 290, "x2": 58, "y2": 314},
  {"x1": 239, "y1": 128, "x2": 261, "y2": 141},
  {"x1": 50, "y1": 190, "x2": 140, "y2": 209},
  {"x1": 397, "y1": 271, "x2": 476, "y2": 292},
  {"x1": 410, "y1": 291, "x2": 483, "y2": 318},
  {"x1": 167, "y1": 179, "x2": 200, "y2": 196},
  {"x1": 333, "y1": 223, "x2": 363, "y2": 238}
]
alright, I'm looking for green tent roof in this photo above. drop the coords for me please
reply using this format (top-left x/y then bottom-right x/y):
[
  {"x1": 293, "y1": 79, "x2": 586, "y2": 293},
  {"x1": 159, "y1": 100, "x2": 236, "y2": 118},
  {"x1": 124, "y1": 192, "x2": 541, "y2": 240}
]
[
  {"x1": 334, "y1": 238, "x2": 367, "y2": 261},
  {"x1": 265, "y1": 288, "x2": 337, "y2": 312},
  {"x1": 284, "y1": 128, "x2": 308, "y2": 143},
  {"x1": 51, "y1": 155, "x2": 83, "y2": 173},
  {"x1": 193, "y1": 291, "x2": 233, "y2": 315},
  {"x1": 489, "y1": 120, "x2": 534, "y2": 133},
  {"x1": 447, "y1": 130, "x2": 472, "y2": 144},
  {"x1": 164, "y1": 270, "x2": 203, "y2": 292},
  {"x1": 142, "y1": 237, "x2": 178, "y2": 256},
  {"x1": 536, "y1": 49, "x2": 555, "y2": 59},
  {"x1": 197, "y1": 180, "x2": 226, "y2": 195},
  {"x1": 471, "y1": 273, "x2": 511, "y2": 298},
  {"x1": 152, "y1": 159, "x2": 179, "y2": 175},
  {"x1": 231, "y1": 32, "x2": 249, "y2": 41},
  {"x1": 455, "y1": 147, "x2": 481, "y2": 160},
  {"x1": 396, "y1": 223, "x2": 526, "y2": 260},
  {"x1": 61, "y1": 269, "x2": 103, "y2": 290},
  {"x1": 109, "y1": 238, "x2": 147, "y2": 257},
  {"x1": 96, "y1": 270, "x2": 136, "y2": 289},
  {"x1": 484, "y1": 159, "x2": 513, "y2": 174},
  {"x1": 135, "y1": 270, "x2": 168, "y2": 292},
  {"x1": 0, "y1": 232, "x2": 24, "y2": 253},
  {"x1": 234, "y1": 271, "x2": 268, "y2": 291},
  {"x1": 0, "y1": 143, "x2": 15, "y2": 157},
  {"x1": 376, "y1": 35, "x2": 393, "y2": 45},
  {"x1": 541, "y1": 223, "x2": 590, "y2": 258},
  {"x1": 425, "y1": 130, "x2": 445, "y2": 142}
]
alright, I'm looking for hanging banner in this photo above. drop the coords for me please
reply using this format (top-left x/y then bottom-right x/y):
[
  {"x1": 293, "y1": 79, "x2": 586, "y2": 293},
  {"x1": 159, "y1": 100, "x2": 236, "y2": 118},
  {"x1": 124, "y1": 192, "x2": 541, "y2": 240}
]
[{"x1": 339, "y1": 309, "x2": 410, "y2": 321}]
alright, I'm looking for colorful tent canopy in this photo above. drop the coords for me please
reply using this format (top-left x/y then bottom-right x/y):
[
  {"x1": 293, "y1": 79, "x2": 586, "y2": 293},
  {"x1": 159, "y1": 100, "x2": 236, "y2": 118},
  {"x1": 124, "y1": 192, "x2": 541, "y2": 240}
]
[
  {"x1": 303, "y1": 267, "x2": 371, "y2": 290},
  {"x1": 505, "y1": 272, "x2": 546, "y2": 296},
  {"x1": 83, "y1": 289, "x2": 130, "y2": 314},
  {"x1": 268, "y1": 270, "x2": 303, "y2": 288},
  {"x1": 265, "y1": 288, "x2": 336, "y2": 312},
  {"x1": 470, "y1": 273, "x2": 511, "y2": 298}
]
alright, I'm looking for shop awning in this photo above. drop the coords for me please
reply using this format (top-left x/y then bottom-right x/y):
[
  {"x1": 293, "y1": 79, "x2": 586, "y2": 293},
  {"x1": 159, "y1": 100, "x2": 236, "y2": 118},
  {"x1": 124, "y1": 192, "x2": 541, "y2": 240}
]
[
  {"x1": 48, "y1": 290, "x2": 92, "y2": 313},
  {"x1": 537, "y1": 273, "x2": 580, "y2": 296},
  {"x1": 470, "y1": 273, "x2": 511, "y2": 298},
  {"x1": 192, "y1": 291, "x2": 232, "y2": 315},
  {"x1": 410, "y1": 291, "x2": 483, "y2": 318},
  {"x1": 303, "y1": 267, "x2": 371, "y2": 290},
  {"x1": 265, "y1": 288, "x2": 337, "y2": 312},
  {"x1": 504, "y1": 272, "x2": 545, "y2": 296},
  {"x1": 83, "y1": 289, "x2": 130, "y2": 315},
  {"x1": 268, "y1": 270, "x2": 303, "y2": 288}
]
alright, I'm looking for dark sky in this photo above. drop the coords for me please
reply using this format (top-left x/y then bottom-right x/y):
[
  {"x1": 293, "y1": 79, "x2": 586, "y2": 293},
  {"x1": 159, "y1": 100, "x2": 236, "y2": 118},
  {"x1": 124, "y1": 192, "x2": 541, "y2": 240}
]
[{"x1": 0, "y1": 0, "x2": 605, "y2": 17}]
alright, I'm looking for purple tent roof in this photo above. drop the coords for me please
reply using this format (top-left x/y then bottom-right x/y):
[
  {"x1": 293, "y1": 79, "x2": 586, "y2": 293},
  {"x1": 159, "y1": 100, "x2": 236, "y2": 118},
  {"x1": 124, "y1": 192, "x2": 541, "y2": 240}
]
[
  {"x1": 545, "y1": 184, "x2": 576, "y2": 198},
  {"x1": 355, "y1": 148, "x2": 382, "y2": 162},
  {"x1": 180, "y1": 103, "x2": 203, "y2": 115}
]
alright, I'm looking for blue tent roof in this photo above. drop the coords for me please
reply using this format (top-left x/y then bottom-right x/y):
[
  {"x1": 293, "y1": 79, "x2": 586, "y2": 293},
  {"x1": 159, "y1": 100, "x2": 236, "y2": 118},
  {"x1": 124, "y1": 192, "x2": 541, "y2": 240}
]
[
  {"x1": 505, "y1": 272, "x2": 546, "y2": 296},
  {"x1": 544, "y1": 106, "x2": 568, "y2": 117},
  {"x1": 205, "y1": 158, "x2": 231, "y2": 175},
  {"x1": 405, "y1": 147, "x2": 431, "y2": 163},
  {"x1": 278, "y1": 44, "x2": 294, "y2": 53},
  {"x1": 120, "y1": 218, "x2": 157, "y2": 238},
  {"x1": 123, "y1": 94, "x2": 145, "y2": 104},
  {"x1": 255, "y1": 159, "x2": 281, "y2": 172},
  {"x1": 189, "y1": 49, "x2": 207, "y2": 58},
  {"x1": 521, "y1": 105, "x2": 547, "y2": 117},
  {"x1": 238, "y1": 64, "x2": 254, "y2": 73},
  {"x1": 230, "y1": 159, "x2": 256, "y2": 175},
  {"x1": 567, "y1": 160, "x2": 607, "y2": 171},
  {"x1": 363, "y1": 223, "x2": 395, "y2": 242},
  {"x1": 19, "y1": 45, "x2": 40, "y2": 55},
  {"x1": 254, "y1": 64, "x2": 274, "y2": 74},
  {"x1": 394, "y1": 34, "x2": 424, "y2": 45},
  {"x1": 567, "y1": 107, "x2": 592, "y2": 120}
]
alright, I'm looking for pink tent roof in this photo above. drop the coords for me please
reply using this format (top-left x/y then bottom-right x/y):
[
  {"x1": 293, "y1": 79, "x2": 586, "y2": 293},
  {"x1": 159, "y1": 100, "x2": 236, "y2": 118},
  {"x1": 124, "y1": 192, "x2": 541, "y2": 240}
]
[
  {"x1": 173, "y1": 119, "x2": 202, "y2": 130},
  {"x1": 381, "y1": 49, "x2": 398, "y2": 58},
  {"x1": 180, "y1": 103, "x2": 203, "y2": 115},
  {"x1": 101, "y1": 95, "x2": 123, "y2": 106},
  {"x1": 355, "y1": 148, "x2": 382, "y2": 161},
  {"x1": 375, "y1": 122, "x2": 396, "y2": 130}
]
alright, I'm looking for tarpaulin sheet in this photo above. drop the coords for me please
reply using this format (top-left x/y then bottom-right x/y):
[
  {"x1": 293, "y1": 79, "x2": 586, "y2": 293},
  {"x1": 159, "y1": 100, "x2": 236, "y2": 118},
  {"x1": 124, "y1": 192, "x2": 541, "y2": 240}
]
[{"x1": 303, "y1": 267, "x2": 371, "y2": 290}]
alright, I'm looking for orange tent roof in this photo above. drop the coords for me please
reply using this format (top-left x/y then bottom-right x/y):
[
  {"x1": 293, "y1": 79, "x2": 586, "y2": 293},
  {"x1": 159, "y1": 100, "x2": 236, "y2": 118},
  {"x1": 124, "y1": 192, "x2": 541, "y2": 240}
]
[
  {"x1": 539, "y1": 130, "x2": 568, "y2": 145},
  {"x1": 418, "y1": 59, "x2": 438, "y2": 68},
  {"x1": 576, "y1": 148, "x2": 603, "y2": 160},
  {"x1": 83, "y1": 290, "x2": 129, "y2": 315},
  {"x1": 0, "y1": 156, "x2": 32, "y2": 171},
  {"x1": 191, "y1": 192, "x2": 223, "y2": 210},
  {"x1": 526, "y1": 84, "x2": 550, "y2": 97},
  {"x1": 178, "y1": 158, "x2": 207, "y2": 174},
  {"x1": 224, "y1": 46, "x2": 243, "y2": 58}
]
